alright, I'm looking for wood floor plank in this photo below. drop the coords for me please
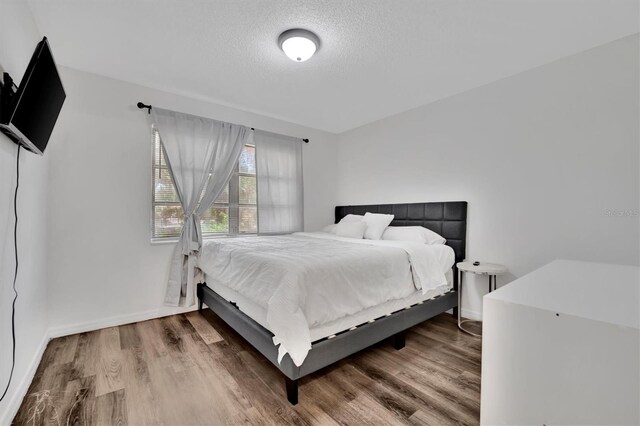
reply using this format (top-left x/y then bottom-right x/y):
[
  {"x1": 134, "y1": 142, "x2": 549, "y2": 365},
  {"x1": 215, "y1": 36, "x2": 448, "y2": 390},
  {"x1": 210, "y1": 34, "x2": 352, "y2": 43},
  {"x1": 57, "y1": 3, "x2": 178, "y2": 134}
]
[
  {"x1": 456, "y1": 370, "x2": 482, "y2": 396},
  {"x1": 63, "y1": 376, "x2": 97, "y2": 426},
  {"x1": 409, "y1": 408, "x2": 457, "y2": 426},
  {"x1": 95, "y1": 327, "x2": 125, "y2": 397},
  {"x1": 118, "y1": 323, "x2": 142, "y2": 351},
  {"x1": 292, "y1": 400, "x2": 340, "y2": 426},
  {"x1": 14, "y1": 312, "x2": 481, "y2": 426},
  {"x1": 185, "y1": 311, "x2": 224, "y2": 344},
  {"x1": 426, "y1": 316, "x2": 483, "y2": 350},
  {"x1": 347, "y1": 393, "x2": 408, "y2": 426},
  {"x1": 95, "y1": 389, "x2": 127, "y2": 426},
  {"x1": 401, "y1": 338, "x2": 479, "y2": 375},
  {"x1": 121, "y1": 347, "x2": 160, "y2": 426},
  {"x1": 399, "y1": 357, "x2": 480, "y2": 404},
  {"x1": 372, "y1": 344, "x2": 481, "y2": 405},
  {"x1": 135, "y1": 319, "x2": 169, "y2": 360},
  {"x1": 301, "y1": 374, "x2": 374, "y2": 425},
  {"x1": 309, "y1": 359, "x2": 408, "y2": 425},
  {"x1": 15, "y1": 389, "x2": 64, "y2": 426},
  {"x1": 395, "y1": 369, "x2": 480, "y2": 423},
  {"x1": 149, "y1": 330, "x2": 255, "y2": 425},
  {"x1": 156, "y1": 316, "x2": 198, "y2": 373},
  {"x1": 358, "y1": 360, "x2": 478, "y2": 426},
  {"x1": 200, "y1": 309, "x2": 257, "y2": 354},
  {"x1": 219, "y1": 348, "x2": 309, "y2": 425},
  {"x1": 181, "y1": 334, "x2": 257, "y2": 417},
  {"x1": 74, "y1": 331, "x2": 101, "y2": 378},
  {"x1": 337, "y1": 362, "x2": 420, "y2": 422},
  {"x1": 49, "y1": 335, "x2": 79, "y2": 366}
]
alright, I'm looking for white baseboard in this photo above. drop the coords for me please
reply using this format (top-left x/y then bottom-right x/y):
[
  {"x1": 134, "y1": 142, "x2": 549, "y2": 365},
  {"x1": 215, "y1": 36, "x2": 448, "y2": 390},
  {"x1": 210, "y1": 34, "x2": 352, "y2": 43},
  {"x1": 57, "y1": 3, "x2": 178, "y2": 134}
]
[
  {"x1": 0, "y1": 331, "x2": 49, "y2": 426},
  {"x1": 48, "y1": 305, "x2": 199, "y2": 339}
]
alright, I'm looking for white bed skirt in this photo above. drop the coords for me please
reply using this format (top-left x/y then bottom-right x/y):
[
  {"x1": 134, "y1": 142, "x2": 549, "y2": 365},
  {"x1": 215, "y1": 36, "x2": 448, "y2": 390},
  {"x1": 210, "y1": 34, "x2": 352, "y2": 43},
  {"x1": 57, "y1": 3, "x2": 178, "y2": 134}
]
[{"x1": 205, "y1": 269, "x2": 453, "y2": 343}]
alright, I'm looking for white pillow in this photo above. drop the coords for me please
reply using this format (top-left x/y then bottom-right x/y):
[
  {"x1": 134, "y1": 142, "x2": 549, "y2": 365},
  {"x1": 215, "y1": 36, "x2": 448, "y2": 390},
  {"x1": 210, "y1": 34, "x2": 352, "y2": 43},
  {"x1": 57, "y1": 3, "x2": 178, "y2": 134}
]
[
  {"x1": 363, "y1": 212, "x2": 394, "y2": 240},
  {"x1": 339, "y1": 214, "x2": 364, "y2": 223},
  {"x1": 335, "y1": 221, "x2": 367, "y2": 239},
  {"x1": 381, "y1": 226, "x2": 446, "y2": 245},
  {"x1": 322, "y1": 224, "x2": 337, "y2": 234}
]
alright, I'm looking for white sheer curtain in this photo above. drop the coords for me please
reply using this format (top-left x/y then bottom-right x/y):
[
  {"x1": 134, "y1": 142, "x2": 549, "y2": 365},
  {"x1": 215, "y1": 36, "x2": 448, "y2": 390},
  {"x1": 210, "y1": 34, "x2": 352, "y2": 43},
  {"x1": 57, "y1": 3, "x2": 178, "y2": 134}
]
[
  {"x1": 151, "y1": 107, "x2": 250, "y2": 306},
  {"x1": 254, "y1": 130, "x2": 304, "y2": 234}
]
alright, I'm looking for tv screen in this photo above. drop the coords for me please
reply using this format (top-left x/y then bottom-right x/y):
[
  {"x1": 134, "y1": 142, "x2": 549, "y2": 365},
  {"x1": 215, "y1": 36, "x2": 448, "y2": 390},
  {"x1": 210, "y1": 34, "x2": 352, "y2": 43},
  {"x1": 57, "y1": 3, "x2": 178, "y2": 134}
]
[{"x1": 2, "y1": 37, "x2": 65, "y2": 155}]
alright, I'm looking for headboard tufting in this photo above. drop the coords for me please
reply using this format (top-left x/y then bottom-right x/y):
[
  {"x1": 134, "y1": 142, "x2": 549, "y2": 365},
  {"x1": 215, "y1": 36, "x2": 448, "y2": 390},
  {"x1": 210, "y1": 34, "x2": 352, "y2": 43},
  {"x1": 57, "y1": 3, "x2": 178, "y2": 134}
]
[{"x1": 335, "y1": 201, "x2": 468, "y2": 261}]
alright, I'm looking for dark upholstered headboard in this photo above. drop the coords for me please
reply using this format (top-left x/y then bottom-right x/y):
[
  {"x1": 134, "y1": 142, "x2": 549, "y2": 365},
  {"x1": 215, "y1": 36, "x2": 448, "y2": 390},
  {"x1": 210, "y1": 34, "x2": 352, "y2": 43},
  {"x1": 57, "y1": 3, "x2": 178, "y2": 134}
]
[{"x1": 335, "y1": 201, "x2": 468, "y2": 262}]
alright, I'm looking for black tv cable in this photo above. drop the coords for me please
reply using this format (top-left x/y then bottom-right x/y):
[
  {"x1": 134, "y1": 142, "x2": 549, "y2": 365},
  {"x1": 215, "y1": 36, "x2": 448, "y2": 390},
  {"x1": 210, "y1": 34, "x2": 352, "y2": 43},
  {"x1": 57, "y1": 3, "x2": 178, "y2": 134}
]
[{"x1": 0, "y1": 144, "x2": 21, "y2": 402}]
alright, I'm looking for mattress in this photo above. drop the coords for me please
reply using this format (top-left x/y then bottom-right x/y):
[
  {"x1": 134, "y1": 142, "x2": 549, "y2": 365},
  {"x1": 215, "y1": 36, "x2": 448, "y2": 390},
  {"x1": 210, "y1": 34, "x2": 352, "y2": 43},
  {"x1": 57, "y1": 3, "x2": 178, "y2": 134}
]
[{"x1": 198, "y1": 232, "x2": 454, "y2": 365}]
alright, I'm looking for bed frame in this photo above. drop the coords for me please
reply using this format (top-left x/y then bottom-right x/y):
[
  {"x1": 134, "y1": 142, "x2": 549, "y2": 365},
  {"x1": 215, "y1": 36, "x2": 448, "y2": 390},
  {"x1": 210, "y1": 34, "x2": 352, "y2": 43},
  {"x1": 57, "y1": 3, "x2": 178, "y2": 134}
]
[{"x1": 197, "y1": 201, "x2": 467, "y2": 405}]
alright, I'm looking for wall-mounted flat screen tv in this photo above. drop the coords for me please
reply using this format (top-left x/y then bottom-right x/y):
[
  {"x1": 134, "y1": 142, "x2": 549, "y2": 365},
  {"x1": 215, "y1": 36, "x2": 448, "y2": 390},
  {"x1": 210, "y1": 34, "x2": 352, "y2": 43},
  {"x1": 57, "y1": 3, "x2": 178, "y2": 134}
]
[{"x1": 0, "y1": 37, "x2": 66, "y2": 155}]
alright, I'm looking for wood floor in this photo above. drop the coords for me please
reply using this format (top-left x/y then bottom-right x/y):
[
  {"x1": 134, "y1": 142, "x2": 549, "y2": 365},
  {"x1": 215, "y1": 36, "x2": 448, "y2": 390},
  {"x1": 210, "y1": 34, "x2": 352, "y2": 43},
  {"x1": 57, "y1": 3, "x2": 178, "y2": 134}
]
[{"x1": 14, "y1": 311, "x2": 481, "y2": 425}]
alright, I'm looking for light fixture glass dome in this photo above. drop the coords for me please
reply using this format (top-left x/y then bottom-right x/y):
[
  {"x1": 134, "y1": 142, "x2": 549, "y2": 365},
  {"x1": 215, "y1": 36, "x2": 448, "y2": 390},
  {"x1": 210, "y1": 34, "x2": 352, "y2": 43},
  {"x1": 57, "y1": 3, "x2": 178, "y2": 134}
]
[{"x1": 279, "y1": 29, "x2": 320, "y2": 62}]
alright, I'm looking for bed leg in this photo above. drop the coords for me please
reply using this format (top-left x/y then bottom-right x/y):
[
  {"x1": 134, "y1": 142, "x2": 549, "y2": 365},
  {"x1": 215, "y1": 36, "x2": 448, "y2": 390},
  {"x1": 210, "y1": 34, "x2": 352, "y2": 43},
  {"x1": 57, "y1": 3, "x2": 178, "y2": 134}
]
[
  {"x1": 285, "y1": 378, "x2": 298, "y2": 405},
  {"x1": 392, "y1": 332, "x2": 406, "y2": 350},
  {"x1": 197, "y1": 283, "x2": 204, "y2": 313}
]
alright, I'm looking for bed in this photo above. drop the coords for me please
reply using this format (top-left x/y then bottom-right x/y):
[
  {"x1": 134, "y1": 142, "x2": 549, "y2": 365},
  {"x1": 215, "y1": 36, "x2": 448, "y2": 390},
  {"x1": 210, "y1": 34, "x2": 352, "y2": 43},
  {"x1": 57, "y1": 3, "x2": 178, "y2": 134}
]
[{"x1": 196, "y1": 201, "x2": 467, "y2": 404}]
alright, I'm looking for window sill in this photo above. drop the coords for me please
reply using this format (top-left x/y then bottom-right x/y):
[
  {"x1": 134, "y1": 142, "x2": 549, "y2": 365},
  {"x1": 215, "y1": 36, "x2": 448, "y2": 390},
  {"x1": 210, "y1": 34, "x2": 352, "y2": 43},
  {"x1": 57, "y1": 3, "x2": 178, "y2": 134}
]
[
  {"x1": 150, "y1": 237, "x2": 179, "y2": 245},
  {"x1": 150, "y1": 234, "x2": 257, "y2": 245}
]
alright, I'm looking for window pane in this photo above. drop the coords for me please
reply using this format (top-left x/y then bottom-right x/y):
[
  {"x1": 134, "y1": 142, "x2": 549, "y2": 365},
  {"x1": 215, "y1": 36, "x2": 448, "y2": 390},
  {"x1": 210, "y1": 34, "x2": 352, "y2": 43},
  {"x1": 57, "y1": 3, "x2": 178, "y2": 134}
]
[
  {"x1": 239, "y1": 176, "x2": 256, "y2": 205},
  {"x1": 239, "y1": 145, "x2": 256, "y2": 174},
  {"x1": 214, "y1": 185, "x2": 229, "y2": 204},
  {"x1": 239, "y1": 206, "x2": 257, "y2": 234},
  {"x1": 154, "y1": 169, "x2": 180, "y2": 203},
  {"x1": 201, "y1": 206, "x2": 229, "y2": 234},
  {"x1": 200, "y1": 180, "x2": 230, "y2": 204},
  {"x1": 154, "y1": 205, "x2": 184, "y2": 238},
  {"x1": 154, "y1": 136, "x2": 161, "y2": 164},
  {"x1": 154, "y1": 131, "x2": 168, "y2": 167}
]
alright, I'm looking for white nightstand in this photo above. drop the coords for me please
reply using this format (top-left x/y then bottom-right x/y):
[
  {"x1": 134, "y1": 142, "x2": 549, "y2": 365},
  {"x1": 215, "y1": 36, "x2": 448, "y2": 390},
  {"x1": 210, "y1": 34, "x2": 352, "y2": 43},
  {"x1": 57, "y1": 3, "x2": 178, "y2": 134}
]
[{"x1": 456, "y1": 261, "x2": 508, "y2": 336}]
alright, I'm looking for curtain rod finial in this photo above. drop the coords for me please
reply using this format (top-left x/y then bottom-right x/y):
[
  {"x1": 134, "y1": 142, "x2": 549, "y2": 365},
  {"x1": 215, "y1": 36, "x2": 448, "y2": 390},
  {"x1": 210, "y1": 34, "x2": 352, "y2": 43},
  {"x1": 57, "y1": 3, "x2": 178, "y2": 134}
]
[{"x1": 137, "y1": 102, "x2": 152, "y2": 114}]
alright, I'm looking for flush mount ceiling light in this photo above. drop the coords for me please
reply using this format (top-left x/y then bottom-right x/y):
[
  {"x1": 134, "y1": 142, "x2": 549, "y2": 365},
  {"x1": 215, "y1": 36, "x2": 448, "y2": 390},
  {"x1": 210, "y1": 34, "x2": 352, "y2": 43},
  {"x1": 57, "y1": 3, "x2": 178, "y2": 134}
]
[{"x1": 278, "y1": 29, "x2": 320, "y2": 62}]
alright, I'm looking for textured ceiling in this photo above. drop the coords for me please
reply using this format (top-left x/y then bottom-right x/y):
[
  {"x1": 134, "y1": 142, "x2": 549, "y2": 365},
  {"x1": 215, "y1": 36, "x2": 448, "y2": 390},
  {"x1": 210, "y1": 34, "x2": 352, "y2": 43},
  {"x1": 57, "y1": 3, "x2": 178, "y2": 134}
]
[{"x1": 26, "y1": 0, "x2": 640, "y2": 133}]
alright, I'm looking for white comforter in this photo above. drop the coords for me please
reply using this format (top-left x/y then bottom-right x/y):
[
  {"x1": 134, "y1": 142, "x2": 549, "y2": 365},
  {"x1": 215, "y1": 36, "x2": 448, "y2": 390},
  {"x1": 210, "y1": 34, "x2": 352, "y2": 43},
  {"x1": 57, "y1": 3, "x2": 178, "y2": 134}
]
[{"x1": 197, "y1": 232, "x2": 454, "y2": 366}]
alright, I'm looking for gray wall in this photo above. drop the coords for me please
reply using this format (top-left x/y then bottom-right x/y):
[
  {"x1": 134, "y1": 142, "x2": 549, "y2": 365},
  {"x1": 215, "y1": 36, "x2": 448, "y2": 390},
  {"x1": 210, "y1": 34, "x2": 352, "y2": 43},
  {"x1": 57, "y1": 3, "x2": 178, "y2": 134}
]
[
  {"x1": 0, "y1": 1, "x2": 49, "y2": 422},
  {"x1": 336, "y1": 35, "x2": 640, "y2": 318}
]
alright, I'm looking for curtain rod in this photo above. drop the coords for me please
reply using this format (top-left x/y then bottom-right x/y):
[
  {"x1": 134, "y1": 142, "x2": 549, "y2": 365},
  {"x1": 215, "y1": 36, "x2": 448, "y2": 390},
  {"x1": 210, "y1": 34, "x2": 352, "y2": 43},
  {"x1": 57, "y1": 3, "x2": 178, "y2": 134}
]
[{"x1": 137, "y1": 102, "x2": 309, "y2": 143}]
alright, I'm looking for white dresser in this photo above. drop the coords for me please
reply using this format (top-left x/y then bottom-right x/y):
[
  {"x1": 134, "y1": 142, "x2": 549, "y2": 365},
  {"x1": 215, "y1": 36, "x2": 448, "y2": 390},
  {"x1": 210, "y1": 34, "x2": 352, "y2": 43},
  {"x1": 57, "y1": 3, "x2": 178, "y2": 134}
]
[{"x1": 481, "y1": 260, "x2": 640, "y2": 425}]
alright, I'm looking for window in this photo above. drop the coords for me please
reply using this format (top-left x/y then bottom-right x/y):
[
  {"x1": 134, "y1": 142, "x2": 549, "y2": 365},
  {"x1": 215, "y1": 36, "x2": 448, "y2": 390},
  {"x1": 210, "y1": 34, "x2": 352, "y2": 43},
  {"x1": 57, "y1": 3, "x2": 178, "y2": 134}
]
[{"x1": 151, "y1": 129, "x2": 257, "y2": 239}]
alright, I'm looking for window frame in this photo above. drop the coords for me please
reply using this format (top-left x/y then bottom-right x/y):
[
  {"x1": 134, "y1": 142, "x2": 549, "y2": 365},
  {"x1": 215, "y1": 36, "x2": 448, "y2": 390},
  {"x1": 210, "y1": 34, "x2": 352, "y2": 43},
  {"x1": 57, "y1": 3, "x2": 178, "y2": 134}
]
[{"x1": 150, "y1": 130, "x2": 257, "y2": 243}]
